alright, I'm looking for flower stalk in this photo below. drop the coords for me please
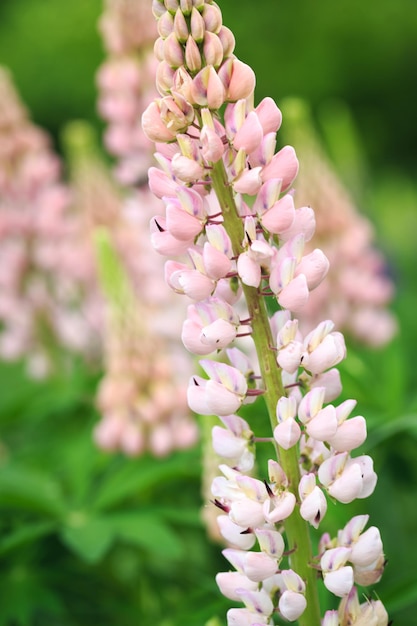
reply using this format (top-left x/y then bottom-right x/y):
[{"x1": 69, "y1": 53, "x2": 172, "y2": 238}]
[{"x1": 211, "y1": 157, "x2": 321, "y2": 625}]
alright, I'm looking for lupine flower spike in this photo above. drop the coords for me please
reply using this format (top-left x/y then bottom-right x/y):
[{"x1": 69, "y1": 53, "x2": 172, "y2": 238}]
[{"x1": 142, "y1": 2, "x2": 387, "y2": 624}]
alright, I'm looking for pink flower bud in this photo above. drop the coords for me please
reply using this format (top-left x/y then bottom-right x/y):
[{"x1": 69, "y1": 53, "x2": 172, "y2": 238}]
[
  {"x1": 261, "y1": 145, "x2": 299, "y2": 191},
  {"x1": 163, "y1": 32, "x2": 184, "y2": 67},
  {"x1": 328, "y1": 462, "x2": 364, "y2": 504},
  {"x1": 200, "y1": 318, "x2": 237, "y2": 349},
  {"x1": 310, "y1": 368, "x2": 343, "y2": 403},
  {"x1": 299, "y1": 485, "x2": 327, "y2": 528},
  {"x1": 298, "y1": 387, "x2": 325, "y2": 422},
  {"x1": 350, "y1": 526, "x2": 383, "y2": 567},
  {"x1": 174, "y1": 8, "x2": 189, "y2": 42},
  {"x1": 216, "y1": 571, "x2": 257, "y2": 602},
  {"x1": 204, "y1": 32, "x2": 224, "y2": 68},
  {"x1": 202, "y1": 2, "x2": 223, "y2": 33},
  {"x1": 255, "y1": 528, "x2": 285, "y2": 558},
  {"x1": 323, "y1": 566, "x2": 354, "y2": 597},
  {"x1": 260, "y1": 193, "x2": 296, "y2": 234},
  {"x1": 237, "y1": 252, "x2": 262, "y2": 288},
  {"x1": 166, "y1": 262, "x2": 215, "y2": 300},
  {"x1": 150, "y1": 216, "x2": 193, "y2": 255},
  {"x1": 263, "y1": 490, "x2": 296, "y2": 524},
  {"x1": 203, "y1": 242, "x2": 232, "y2": 280},
  {"x1": 219, "y1": 58, "x2": 256, "y2": 102},
  {"x1": 253, "y1": 178, "x2": 282, "y2": 213},
  {"x1": 165, "y1": 202, "x2": 204, "y2": 239},
  {"x1": 278, "y1": 274, "x2": 309, "y2": 312},
  {"x1": 158, "y1": 10, "x2": 175, "y2": 38},
  {"x1": 201, "y1": 124, "x2": 225, "y2": 162},
  {"x1": 190, "y1": 6, "x2": 205, "y2": 41},
  {"x1": 185, "y1": 35, "x2": 202, "y2": 71},
  {"x1": 277, "y1": 342, "x2": 303, "y2": 374},
  {"x1": 255, "y1": 97, "x2": 282, "y2": 134},
  {"x1": 306, "y1": 405, "x2": 338, "y2": 441},
  {"x1": 327, "y1": 415, "x2": 367, "y2": 452},
  {"x1": 217, "y1": 516, "x2": 256, "y2": 550},
  {"x1": 322, "y1": 610, "x2": 339, "y2": 626},
  {"x1": 171, "y1": 153, "x2": 204, "y2": 182},
  {"x1": 346, "y1": 455, "x2": 377, "y2": 499},
  {"x1": 142, "y1": 101, "x2": 177, "y2": 142},
  {"x1": 156, "y1": 60, "x2": 176, "y2": 94},
  {"x1": 218, "y1": 25, "x2": 235, "y2": 58},
  {"x1": 296, "y1": 248, "x2": 330, "y2": 290},
  {"x1": 233, "y1": 166, "x2": 263, "y2": 195},
  {"x1": 273, "y1": 419, "x2": 301, "y2": 450},
  {"x1": 233, "y1": 111, "x2": 264, "y2": 154},
  {"x1": 279, "y1": 206, "x2": 316, "y2": 243},
  {"x1": 236, "y1": 588, "x2": 274, "y2": 617},
  {"x1": 148, "y1": 166, "x2": 179, "y2": 198},
  {"x1": 226, "y1": 607, "x2": 269, "y2": 626},
  {"x1": 268, "y1": 459, "x2": 288, "y2": 486},
  {"x1": 278, "y1": 591, "x2": 306, "y2": 622},
  {"x1": 302, "y1": 331, "x2": 346, "y2": 375},
  {"x1": 241, "y1": 551, "x2": 279, "y2": 582},
  {"x1": 191, "y1": 66, "x2": 226, "y2": 109}
]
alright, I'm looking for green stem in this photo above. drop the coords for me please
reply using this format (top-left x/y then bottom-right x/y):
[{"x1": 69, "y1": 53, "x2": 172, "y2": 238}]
[{"x1": 211, "y1": 160, "x2": 321, "y2": 626}]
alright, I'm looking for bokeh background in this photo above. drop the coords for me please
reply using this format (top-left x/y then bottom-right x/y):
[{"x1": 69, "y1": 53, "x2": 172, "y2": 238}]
[{"x1": 0, "y1": 0, "x2": 417, "y2": 624}]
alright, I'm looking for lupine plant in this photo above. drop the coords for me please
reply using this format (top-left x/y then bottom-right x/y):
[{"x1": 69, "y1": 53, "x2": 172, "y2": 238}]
[{"x1": 141, "y1": 1, "x2": 388, "y2": 624}]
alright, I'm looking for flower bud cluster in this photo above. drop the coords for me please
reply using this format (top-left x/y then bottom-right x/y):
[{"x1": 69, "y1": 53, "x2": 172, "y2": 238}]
[
  {"x1": 97, "y1": 0, "x2": 159, "y2": 185},
  {"x1": 94, "y1": 306, "x2": 198, "y2": 457},
  {"x1": 142, "y1": 1, "x2": 386, "y2": 623}
]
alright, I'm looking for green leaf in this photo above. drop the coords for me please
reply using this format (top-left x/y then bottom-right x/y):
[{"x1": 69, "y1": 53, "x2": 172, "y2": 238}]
[
  {"x1": 107, "y1": 511, "x2": 184, "y2": 560},
  {"x1": 0, "y1": 521, "x2": 57, "y2": 556},
  {"x1": 0, "y1": 466, "x2": 66, "y2": 517},
  {"x1": 0, "y1": 565, "x2": 64, "y2": 626},
  {"x1": 60, "y1": 514, "x2": 115, "y2": 563},
  {"x1": 364, "y1": 413, "x2": 417, "y2": 450},
  {"x1": 385, "y1": 574, "x2": 417, "y2": 613},
  {"x1": 91, "y1": 449, "x2": 199, "y2": 512}
]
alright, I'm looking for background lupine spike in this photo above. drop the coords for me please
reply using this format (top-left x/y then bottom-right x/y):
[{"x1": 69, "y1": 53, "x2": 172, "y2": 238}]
[{"x1": 279, "y1": 97, "x2": 397, "y2": 347}]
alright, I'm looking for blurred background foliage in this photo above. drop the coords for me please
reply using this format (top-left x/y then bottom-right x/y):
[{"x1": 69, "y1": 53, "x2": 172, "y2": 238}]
[{"x1": 0, "y1": 0, "x2": 417, "y2": 625}]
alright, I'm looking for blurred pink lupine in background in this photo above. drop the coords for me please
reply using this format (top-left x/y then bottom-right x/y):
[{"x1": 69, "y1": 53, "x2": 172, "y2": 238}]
[
  {"x1": 281, "y1": 99, "x2": 397, "y2": 347},
  {"x1": 64, "y1": 120, "x2": 197, "y2": 456},
  {"x1": 0, "y1": 66, "x2": 101, "y2": 378},
  {"x1": 97, "y1": 0, "x2": 159, "y2": 185}
]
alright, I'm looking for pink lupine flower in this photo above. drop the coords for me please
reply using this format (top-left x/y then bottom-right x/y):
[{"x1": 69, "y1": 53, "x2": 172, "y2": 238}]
[
  {"x1": 261, "y1": 145, "x2": 299, "y2": 192},
  {"x1": 321, "y1": 610, "x2": 339, "y2": 626},
  {"x1": 188, "y1": 360, "x2": 247, "y2": 415},
  {"x1": 255, "y1": 528, "x2": 285, "y2": 559},
  {"x1": 226, "y1": 607, "x2": 270, "y2": 626},
  {"x1": 321, "y1": 547, "x2": 354, "y2": 597},
  {"x1": 298, "y1": 473, "x2": 327, "y2": 528},
  {"x1": 338, "y1": 586, "x2": 390, "y2": 626},
  {"x1": 236, "y1": 588, "x2": 274, "y2": 618},
  {"x1": 212, "y1": 414, "x2": 254, "y2": 471},
  {"x1": 217, "y1": 515, "x2": 256, "y2": 550},
  {"x1": 301, "y1": 320, "x2": 346, "y2": 375},
  {"x1": 273, "y1": 396, "x2": 301, "y2": 450},
  {"x1": 278, "y1": 570, "x2": 307, "y2": 622},
  {"x1": 142, "y1": 2, "x2": 387, "y2": 622},
  {"x1": 216, "y1": 571, "x2": 258, "y2": 602}
]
